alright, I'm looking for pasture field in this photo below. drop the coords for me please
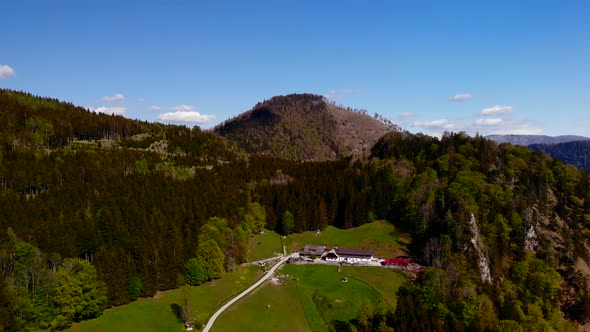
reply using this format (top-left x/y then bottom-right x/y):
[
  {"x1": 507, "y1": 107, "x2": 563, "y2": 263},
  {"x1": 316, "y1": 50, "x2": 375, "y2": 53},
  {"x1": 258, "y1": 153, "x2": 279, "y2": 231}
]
[
  {"x1": 282, "y1": 264, "x2": 397, "y2": 326},
  {"x1": 247, "y1": 229, "x2": 283, "y2": 261},
  {"x1": 213, "y1": 278, "x2": 310, "y2": 332},
  {"x1": 340, "y1": 266, "x2": 406, "y2": 308},
  {"x1": 67, "y1": 266, "x2": 262, "y2": 332},
  {"x1": 213, "y1": 264, "x2": 406, "y2": 332},
  {"x1": 286, "y1": 220, "x2": 410, "y2": 257}
]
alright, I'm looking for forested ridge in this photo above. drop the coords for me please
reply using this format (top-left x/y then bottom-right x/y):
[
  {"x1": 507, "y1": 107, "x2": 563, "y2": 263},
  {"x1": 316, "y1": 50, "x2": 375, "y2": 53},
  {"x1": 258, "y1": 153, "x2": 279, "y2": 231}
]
[
  {"x1": 529, "y1": 140, "x2": 590, "y2": 173},
  {"x1": 1, "y1": 90, "x2": 590, "y2": 331}
]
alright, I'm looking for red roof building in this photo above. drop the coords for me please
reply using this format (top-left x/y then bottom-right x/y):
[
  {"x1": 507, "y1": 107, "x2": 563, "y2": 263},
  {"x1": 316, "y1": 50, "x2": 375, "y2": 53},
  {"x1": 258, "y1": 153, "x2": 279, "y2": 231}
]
[{"x1": 383, "y1": 258, "x2": 410, "y2": 266}]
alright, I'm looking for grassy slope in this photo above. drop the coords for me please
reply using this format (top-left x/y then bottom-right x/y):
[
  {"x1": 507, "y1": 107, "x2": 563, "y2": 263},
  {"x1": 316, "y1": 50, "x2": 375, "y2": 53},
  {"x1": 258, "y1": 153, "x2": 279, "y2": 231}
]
[
  {"x1": 247, "y1": 229, "x2": 283, "y2": 261},
  {"x1": 283, "y1": 265, "x2": 387, "y2": 327},
  {"x1": 67, "y1": 267, "x2": 262, "y2": 332},
  {"x1": 213, "y1": 279, "x2": 310, "y2": 332},
  {"x1": 214, "y1": 264, "x2": 406, "y2": 332},
  {"x1": 340, "y1": 266, "x2": 406, "y2": 308},
  {"x1": 286, "y1": 220, "x2": 410, "y2": 257}
]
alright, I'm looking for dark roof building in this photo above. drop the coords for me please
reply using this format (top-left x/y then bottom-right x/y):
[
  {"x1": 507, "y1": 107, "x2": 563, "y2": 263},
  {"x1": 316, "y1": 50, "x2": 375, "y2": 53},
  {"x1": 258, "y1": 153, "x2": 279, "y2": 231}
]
[
  {"x1": 334, "y1": 248, "x2": 373, "y2": 258},
  {"x1": 301, "y1": 245, "x2": 326, "y2": 256},
  {"x1": 325, "y1": 252, "x2": 339, "y2": 260}
]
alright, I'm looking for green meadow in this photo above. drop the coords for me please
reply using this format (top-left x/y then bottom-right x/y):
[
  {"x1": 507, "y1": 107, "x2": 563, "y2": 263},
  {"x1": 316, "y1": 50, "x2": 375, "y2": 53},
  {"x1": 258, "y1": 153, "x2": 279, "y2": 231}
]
[
  {"x1": 213, "y1": 276, "x2": 311, "y2": 332},
  {"x1": 247, "y1": 229, "x2": 284, "y2": 261},
  {"x1": 67, "y1": 267, "x2": 263, "y2": 332},
  {"x1": 340, "y1": 266, "x2": 406, "y2": 308},
  {"x1": 213, "y1": 264, "x2": 406, "y2": 332},
  {"x1": 286, "y1": 220, "x2": 410, "y2": 257}
]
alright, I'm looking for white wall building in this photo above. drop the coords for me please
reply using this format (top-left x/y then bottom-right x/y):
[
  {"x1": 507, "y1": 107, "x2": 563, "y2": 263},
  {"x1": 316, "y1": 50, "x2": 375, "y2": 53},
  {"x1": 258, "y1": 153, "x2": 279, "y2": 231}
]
[{"x1": 324, "y1": 248, "x2": 373, "y2": 263}]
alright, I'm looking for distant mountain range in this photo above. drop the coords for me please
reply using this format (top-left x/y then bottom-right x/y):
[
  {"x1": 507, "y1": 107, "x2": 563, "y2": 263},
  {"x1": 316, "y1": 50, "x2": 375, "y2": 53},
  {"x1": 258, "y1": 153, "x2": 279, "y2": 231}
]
[
  {"x1": 487, "y1": 134, "x2": 590, "y2": 173},
  {"x1": 485, "y1": 134, "x2": 590, "y2": 146},
  {"x1": 214, "y1": 93, "x2": 397, "y2": 161}
]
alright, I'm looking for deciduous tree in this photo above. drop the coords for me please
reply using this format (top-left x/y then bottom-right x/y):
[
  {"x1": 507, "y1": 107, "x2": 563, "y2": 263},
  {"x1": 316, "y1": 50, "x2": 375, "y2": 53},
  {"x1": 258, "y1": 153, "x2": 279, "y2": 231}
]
[
  {"x1": 185, "y1": 258, "x2": 205, "y2": 286},
  {"x1": 197, "y1": 240, "x2": 224, "y2": 280}
]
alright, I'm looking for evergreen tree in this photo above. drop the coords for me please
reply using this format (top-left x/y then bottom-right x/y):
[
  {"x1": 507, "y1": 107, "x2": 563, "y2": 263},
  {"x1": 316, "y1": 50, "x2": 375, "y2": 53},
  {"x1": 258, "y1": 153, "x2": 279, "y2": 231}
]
[
  {"x1": 128, "y1": 276, "x2": 142, "y2": 301},
  {"x1": 281, "y1": 210, "x2": 295, "y2": 235},
  {"x1": 0, "y1": 276, "x2": 21, "y2": 331}
]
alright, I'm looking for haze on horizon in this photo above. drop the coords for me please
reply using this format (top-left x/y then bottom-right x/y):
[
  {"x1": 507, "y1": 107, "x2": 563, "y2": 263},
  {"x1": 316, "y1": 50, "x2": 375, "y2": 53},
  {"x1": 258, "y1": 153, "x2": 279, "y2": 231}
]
[{"x1": 1, "y1": 1, "x2": 589, "y2": 137}]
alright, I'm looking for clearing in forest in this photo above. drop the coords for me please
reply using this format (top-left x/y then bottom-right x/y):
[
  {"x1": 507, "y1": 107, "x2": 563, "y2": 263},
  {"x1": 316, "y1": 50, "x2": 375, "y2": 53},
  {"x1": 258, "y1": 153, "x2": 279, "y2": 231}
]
[{"x1": 286, "y1": 220, "x2": 410, "y2": 257}]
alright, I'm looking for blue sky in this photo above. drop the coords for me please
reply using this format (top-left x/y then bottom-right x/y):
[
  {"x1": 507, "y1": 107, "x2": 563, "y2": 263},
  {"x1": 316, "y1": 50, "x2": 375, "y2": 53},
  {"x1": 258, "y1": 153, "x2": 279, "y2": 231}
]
[{"x1": 1, "y1": 1, "x2": 589, "y2": 137}]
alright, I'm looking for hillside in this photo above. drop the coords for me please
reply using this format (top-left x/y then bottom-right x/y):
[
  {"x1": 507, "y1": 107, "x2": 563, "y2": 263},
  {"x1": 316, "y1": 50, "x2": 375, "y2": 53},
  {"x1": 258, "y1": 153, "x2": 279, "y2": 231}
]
[
  {"x1": 368, "y1": 132, "x2": 590, "y2": 331},
  {"x1": 0, "y1": 89, "x2": 245, "y2": 166},
  {"x1": 529, "y1": 140, "x2": 590, "y2": 173},
  {"x1": 486, "y1": 134, "x2": 590, "y2": 146},
  {"x1": 214, "y1": 93, "x2": 396, "y2": 161}
]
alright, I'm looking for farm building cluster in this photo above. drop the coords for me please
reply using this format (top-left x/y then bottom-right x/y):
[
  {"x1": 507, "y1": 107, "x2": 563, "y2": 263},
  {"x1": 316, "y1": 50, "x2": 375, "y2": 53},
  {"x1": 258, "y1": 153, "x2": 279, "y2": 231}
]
[
  {"x1": 298, "y1": 245, "x2": 373, "y2": 263},
  {"x1": 293, "y1": 245, "x2": 419, "y2": 270}
]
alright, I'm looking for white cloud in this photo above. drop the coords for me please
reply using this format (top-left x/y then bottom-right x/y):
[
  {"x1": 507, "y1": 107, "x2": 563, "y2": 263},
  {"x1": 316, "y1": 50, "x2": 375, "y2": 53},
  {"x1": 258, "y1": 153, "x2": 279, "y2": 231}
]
[
  {"x1": 486, "y1": 122, "x2": 543, "y2": 135},
  {"x1": 480, "y1": 105, "x2": 512, "y2": 115},
  {"x1": 413, "y1": 119, "x2": 457, "y2": 130},
  {"x1": 137, "y1": 98, "x2": 145, "y2": 103},
  {"x1": 157, "y1": 111, "x2": 215, "y2": 124},
  {"x1": 399, "y1": 112, "x2": 415, "y2": 118},
  {"x1": 411, "y1": 119, "x2": 462, "y2": 138},
  {"x1": 0, "y1": 65, "x2": 16, "y2": 79},
  {"x1": 103, "y1": 93, "x2": 125, "y2": 103},
  {"x1": 324, "y1": 89, "x2": 361, "y2": 100},
  {"x1": 325, "y1": 90, "x2": 339, "y2": 99},
  {"x1": 471, "y1": 115, "x2": 543, "y2": 136},
  {"x1": 149, "y1": 105, "x2": 161, "y2": 112},
  {"x1": 449, "y1": 93, "x2": 472, "y2": 102},
  {"x1": 474, "y1": 118, "x2": 504, "y2": 126},
  {"x1": 95, "y1": 106, "x2": 127, "y2": 116},
  {"x1": 170, "y1": 104, "x2": 197, "y2": 112}
]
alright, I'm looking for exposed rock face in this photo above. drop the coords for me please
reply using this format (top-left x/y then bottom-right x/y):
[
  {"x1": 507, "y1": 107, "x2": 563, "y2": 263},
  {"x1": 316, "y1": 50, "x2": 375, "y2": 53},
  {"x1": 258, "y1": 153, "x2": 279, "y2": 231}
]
[
  {"x1": 525, "y1": 225, "x2": 538, "y2": 251},
  {"x1": 469, "y1": 212, "x2": 492, "y2": 283}
]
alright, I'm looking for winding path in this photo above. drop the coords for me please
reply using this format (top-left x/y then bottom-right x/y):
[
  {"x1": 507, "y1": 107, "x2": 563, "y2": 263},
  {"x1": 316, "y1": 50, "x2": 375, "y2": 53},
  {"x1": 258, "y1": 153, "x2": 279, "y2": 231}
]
[{"x1": 202, "y1": 256, "x2": 290, "y2": 332}]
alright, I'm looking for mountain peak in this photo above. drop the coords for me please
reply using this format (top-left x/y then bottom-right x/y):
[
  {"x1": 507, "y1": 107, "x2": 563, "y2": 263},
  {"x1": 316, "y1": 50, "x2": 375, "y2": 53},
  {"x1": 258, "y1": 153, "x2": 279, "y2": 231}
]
[{"x1": 214, "y1": 93, "x2": 397, "y2": 161}]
